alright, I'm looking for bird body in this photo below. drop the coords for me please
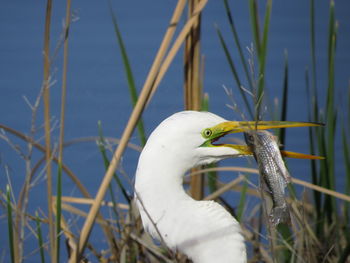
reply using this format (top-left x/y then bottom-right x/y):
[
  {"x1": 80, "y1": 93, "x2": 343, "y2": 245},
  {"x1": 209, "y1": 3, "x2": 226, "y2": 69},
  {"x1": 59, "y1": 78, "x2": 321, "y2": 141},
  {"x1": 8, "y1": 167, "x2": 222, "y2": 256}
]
[
  {"x1": 134, "y1": 111, "x2": 320, "y2": 262},
  {"x1": 135, "y1": 111, "x2": 247, "y2": 262}
]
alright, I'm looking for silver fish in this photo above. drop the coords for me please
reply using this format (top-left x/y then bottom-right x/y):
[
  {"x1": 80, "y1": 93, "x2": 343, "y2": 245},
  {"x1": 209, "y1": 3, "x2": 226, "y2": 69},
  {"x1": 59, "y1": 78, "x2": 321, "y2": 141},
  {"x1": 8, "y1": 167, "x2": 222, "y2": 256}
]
[{"x1": 244, "y1": 130, "x2": 291, "y2": 225}]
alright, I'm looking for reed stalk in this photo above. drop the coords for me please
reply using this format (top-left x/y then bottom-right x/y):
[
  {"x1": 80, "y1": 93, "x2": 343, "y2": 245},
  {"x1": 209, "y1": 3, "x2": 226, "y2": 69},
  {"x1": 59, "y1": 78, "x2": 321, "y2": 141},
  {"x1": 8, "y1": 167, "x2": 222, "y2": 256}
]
[
  {"x1": 56, "y1": 0, "x2": 71, "y2": 261},
  {"x1": 109, "y1": 1, "x2": 147, "y2": 146},
  {"x1": 146, "y1": 0, "x2": 187, "y2": 103},
  {"x1": 223, "y1": 0, "x2": 254, "y2": 94},
  {"x1": 42, "y1": 0, "x2": 55, "y2": 261},
  {"x1": 149, "y1": 0, "x2": 208, "y2": 99},
  {"x1": 185, "y1": 0, "x2": 205, "y2": 200},
  {"x1": 248, "y1": 0, "x2": 272, "y2": 119},
  {"x1": 2, "y1": 1, "x2": 350, "y2": 262},
  {"x1": 6, "y1": 185, "x2": 15, "y2": 263},
  {"x1": 324, "y1": 0, "x2": 337, "y2": 219},
  {"x1": 76, "y1": 1, "x2": 209, "y2": 259},
  {"x1": 35, "y1": 212, "x2": 46, "y2": 263}
]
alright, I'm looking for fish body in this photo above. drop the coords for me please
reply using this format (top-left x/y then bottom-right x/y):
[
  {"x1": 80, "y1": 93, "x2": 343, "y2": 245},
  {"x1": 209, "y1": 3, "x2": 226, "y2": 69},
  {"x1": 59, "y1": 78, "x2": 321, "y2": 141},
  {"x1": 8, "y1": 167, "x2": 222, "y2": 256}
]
[{"x1": 244, "y1": 130, "x2": 291, "y2": 225}]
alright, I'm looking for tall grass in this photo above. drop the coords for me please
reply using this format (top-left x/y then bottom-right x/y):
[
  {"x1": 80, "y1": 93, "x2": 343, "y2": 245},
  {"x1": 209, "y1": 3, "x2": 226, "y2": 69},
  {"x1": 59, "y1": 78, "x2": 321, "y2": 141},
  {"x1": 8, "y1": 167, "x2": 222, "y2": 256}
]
[
  {"x1": 56, "y1": 1, "x2": 72, "y2": 261},
  {"x1": 42, "y1": 0, "x2": 55, "y2": 261},
  {"x1": 1, "y1": 0, "x2": 349, "y2": 262},
  {"x1": 6, "y1": 185, "x2": 15, "y2": 263},
  {"x1": 109, "y1": 1, "x2": 147, "y2": 147},
  {"x1": 219, "y1": 0, "x2": 348, "y2": 262},
  {"x1": 184, "y1": 0, "x2": 206, "y2": 200},
  {"x1": 35, "y1": 212, "x2": 46, "y2": 263}
]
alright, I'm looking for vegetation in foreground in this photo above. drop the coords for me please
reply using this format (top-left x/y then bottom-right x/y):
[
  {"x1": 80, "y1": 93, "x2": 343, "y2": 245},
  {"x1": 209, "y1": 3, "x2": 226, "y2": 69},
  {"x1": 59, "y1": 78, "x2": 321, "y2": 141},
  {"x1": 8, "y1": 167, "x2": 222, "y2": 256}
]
[{"x1": 1, "y1": 0, "x2": 349, "y2": 262}]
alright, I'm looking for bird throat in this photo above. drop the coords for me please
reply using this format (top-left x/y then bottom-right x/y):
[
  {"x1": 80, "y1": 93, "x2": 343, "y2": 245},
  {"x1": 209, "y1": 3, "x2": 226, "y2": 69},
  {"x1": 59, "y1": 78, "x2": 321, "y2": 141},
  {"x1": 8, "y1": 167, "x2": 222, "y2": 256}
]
[{"x1": 135, "y1": 156, "x2": 246, "y2": 263}]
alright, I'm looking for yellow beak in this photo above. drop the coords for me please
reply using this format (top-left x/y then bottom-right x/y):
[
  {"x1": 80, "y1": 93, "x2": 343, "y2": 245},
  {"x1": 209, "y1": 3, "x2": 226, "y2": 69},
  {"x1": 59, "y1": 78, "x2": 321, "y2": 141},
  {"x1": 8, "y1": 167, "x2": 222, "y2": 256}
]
[
  {"x1": 205, "y1": 120, "x2": 324, "y2": 160},
  {"x1": 217, "y1": 120, "x2": 323, "y2": 134}
]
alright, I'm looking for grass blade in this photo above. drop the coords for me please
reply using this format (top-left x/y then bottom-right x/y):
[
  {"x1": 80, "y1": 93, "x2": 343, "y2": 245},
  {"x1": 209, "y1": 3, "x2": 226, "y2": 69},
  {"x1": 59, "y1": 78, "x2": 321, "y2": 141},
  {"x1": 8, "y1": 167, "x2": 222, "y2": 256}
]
[
  {"x1": 6, "y1": 185, "x2": 15, "y2": 263},
  {"x1": 249, "y1": 0, "x2": 261, "y2": 56},
  {"x1": 248, "y1": 0, "x2": 272, "y2": 119},
  {"x1": 342, "y1": 124, "x2": 350, "y2": 237},
  {"x1": 56, "y1": 0, "x2": 72, "y2": 261},
  {"x1": 307, "y1": 0, "x2": 322, "y2": 223},
  {"x1": 236, "y1": 179, "x2": 248, "y2": 222},
  {"x1": 310, "y1": 0, "x2": 318, "y2": 113},
  {"x1": 184, "y1": 0, "x2": 202, "y2": 111},
  {"x1": 109, "y1": 2, "x2": 147, "y2": 146},
  {"x1": 42, "y1": 0, "x2": 55, "y2": 259},
  {"x1": 36, "y1": 212, "x2": 46, "y2": 263},
  {"x1": 185, "y1": 0, "x2": 204, "y2": 200},
  {"x1": 98, "y1": 121, "x2": 131, "y2": 204},
  {"x1": 56, "y1": 165, "x2": 62, "y2": 263},
  {"x1": 278, "y1": 50, "x2": 289, "y2": 146},
  {"x1": 323, "y1": 0, "x2": 337, "y2": 220},
  {"x1": 276, "y1": 224, "x2": 293, "y2": 263},
  {"x1": 222, "y1": 0, "x2": 254, "y2": 96},
  {"x1": 326, "y1": 0, "x2": 336, "y2": 185},
  {"x1": 339, "y1": 244, "x2": 350, "y2": 263},
  {"x1": 257, "y1": 0, "x2": 272, "y2": 115},
  {"x1": 216, "y1": 27, "x2": 253, "y2": 118},
  {"x1": 259, "y1": 0, "x2": 272, "y2": 73},
  {"x1": 97, "y1": 124, "x2": 124, "y2": 232}
]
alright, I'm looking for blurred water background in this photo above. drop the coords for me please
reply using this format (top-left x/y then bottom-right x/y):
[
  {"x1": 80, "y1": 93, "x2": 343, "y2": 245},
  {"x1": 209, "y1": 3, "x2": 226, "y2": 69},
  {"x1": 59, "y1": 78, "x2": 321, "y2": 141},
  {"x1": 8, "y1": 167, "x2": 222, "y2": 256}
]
[{"x1": 0, "y1": 0, "x2": 349, "y2": 261}]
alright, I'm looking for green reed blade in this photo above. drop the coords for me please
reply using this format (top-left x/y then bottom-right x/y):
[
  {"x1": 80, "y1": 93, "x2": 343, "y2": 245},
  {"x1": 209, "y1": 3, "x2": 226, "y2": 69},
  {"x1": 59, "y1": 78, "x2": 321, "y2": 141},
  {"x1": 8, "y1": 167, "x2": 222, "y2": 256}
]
[
  {"x1": 222, "y1": 0, "x2": 254, "y2": 94},
  {"x1": 324, "y1": 0, "x2": 337, "y2": 219},
  {"x1": 98, "y1": 121, "x2": 131, "y2": 204},
  {"x1": 109, "y1": 2, "x2": 147, "y2": 146},
  {"x1": 201, "y1": 92, "x2": 209, "y2": 112},
  {"x1": 339, "y1": 243, "x2": 350, "y2": 263},
  {"x1": 237, "y1": 180, "x2": 248, "y2": 223},
  {"x1": 257, "y1": 0, "x2": 271, "y2": 113},
  {"x1": 107, "y1": 177, "x2": 122, "y2": 233},
  {"x1": 98, "y1": 122, "x2": 123, "y2": 232},
  {"x1": 278, "y1": 50, "x2": 289, "y2": 146},
  {"x1": 310, "y1": 0, "x2": 318, "y2": 114},
  {"x1": 317, "y1": 116, "x2": 334, "y2": 223},
  {"x1": 346, "y1": 89, "x2": 350, "y2": 205},
  {"x1": 36, "y1": 212, "x2": 46, "y2": 263},
  {"x1": 305, "y1": 68, "x2": 322, "y2": 219},
  {"x1": 6, "y1": 185, "x2": 15, "y2": 263},
  {"x1": 216, "y1": 27, "x2": 253, "y2": 118},
  {"x1": 207, "y1": 166, "x2": 218, "y2": 194},
  {"x1": 259, "y1": 0, "x2": 271, "y2": 78},
  {"x1": 326, "y1": 0, "x2": 336, "y2": 185},
  {"x1": 249, "y1": 0, "x2": 261, "y2": 55},
  {"x1": 248, "y1": 0, "x2": 262, "y2": 115},
  {"x1": 248, "y1": 0, "x2": 272, "y2": 119},
  {"x1": 342, "y1": 125, "x2": 350, "y2": 240},
  {"x1": 56, "y1": 164, "x2": 62, "y2": 263},
  {"x1": 307, "y1": 0, "x2": 324, "y2": 225},
  {"x1": 276, "y1": 223, "x2": 293, "y2": 263}
]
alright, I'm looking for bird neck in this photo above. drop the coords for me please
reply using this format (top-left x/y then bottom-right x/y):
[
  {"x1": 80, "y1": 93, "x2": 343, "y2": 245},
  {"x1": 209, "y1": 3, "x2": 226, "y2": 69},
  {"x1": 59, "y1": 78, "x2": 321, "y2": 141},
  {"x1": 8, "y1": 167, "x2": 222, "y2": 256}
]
[{"x1": 135, "y1": 146, "x2": 247, "y2": 263}]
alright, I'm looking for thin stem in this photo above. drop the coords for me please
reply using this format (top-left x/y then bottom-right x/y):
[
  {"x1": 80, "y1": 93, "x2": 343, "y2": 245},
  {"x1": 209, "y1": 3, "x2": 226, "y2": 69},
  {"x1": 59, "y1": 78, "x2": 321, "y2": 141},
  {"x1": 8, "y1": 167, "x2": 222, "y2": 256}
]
[{"x1": 42, "y1": 0, "x2": 55, "y2": 260}]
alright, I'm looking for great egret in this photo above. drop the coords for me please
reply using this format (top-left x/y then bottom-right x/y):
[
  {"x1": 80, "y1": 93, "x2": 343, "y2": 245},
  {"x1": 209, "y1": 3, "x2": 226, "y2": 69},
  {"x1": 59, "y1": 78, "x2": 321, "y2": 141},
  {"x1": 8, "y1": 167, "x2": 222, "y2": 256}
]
[{"x1": 134, "y1": 111, "x2": 318, "y2": 263}]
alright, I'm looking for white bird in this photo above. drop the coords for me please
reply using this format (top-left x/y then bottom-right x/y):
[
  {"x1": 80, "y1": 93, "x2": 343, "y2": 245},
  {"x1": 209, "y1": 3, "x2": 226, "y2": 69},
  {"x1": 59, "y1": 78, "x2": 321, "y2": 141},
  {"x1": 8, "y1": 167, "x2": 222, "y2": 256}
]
[{"x1": 134, "y1": 111, "x2": 318, "y2": 263}]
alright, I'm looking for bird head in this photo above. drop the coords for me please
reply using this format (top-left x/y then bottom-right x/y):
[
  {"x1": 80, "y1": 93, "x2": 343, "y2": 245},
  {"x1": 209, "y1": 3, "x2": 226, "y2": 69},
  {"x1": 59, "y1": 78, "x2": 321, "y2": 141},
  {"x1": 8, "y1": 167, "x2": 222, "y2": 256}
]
[{"x1": 145, "y1": 111, "x2": 322, "y2": 168}]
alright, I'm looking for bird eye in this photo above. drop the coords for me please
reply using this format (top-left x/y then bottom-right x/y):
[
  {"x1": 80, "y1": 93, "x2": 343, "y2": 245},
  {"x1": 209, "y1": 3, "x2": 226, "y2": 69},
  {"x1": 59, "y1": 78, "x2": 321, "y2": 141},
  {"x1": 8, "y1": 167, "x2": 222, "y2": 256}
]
[{"x1": 202, "y1": 128, "x2": 212, "y2": 138}]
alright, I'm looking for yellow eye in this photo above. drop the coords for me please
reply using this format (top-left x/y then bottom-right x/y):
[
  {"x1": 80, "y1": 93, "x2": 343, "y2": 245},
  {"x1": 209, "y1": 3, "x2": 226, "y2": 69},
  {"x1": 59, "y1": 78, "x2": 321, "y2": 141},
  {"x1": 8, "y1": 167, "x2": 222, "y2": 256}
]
[{"x1": 202, "y1": 128, "x2": 212, "y2": 138}]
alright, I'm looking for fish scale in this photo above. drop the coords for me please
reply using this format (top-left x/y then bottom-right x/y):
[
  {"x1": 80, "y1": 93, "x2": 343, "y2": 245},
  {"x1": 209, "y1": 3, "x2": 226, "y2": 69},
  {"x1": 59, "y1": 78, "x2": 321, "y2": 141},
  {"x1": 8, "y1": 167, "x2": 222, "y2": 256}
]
[{"x1": 244, "y1": 130, "x2": 291, "y2": 226}]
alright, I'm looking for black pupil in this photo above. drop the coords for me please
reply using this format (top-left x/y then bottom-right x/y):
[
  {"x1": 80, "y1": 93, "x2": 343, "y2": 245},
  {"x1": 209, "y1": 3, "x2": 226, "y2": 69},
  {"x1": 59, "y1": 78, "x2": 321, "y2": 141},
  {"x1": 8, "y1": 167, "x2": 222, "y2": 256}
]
[{"x1": 206, "y1": 130, "x2": 211, "y2": 136}]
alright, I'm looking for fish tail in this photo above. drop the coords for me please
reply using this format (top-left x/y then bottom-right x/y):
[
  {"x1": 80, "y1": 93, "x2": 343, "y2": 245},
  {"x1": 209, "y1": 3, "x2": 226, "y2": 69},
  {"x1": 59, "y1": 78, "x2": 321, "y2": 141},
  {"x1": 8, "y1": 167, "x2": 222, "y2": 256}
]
[{"x1": 269, "y1": 204, "x2": 291, "y2": 226}]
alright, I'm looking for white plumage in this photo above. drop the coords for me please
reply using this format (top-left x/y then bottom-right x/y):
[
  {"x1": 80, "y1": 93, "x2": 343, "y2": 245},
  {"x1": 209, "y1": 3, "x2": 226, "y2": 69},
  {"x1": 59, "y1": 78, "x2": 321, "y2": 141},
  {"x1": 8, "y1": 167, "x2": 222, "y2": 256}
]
[{"x1": 135, "y1": 111, "x2": 247, "y2": 263}]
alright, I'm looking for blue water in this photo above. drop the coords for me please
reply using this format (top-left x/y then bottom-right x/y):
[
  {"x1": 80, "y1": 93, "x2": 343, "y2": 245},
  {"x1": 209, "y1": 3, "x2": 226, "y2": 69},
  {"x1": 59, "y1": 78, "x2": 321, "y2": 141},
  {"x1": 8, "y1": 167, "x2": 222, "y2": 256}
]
[{"x1": 1, "y1": 0, "x2": 349, "y2": 261}]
